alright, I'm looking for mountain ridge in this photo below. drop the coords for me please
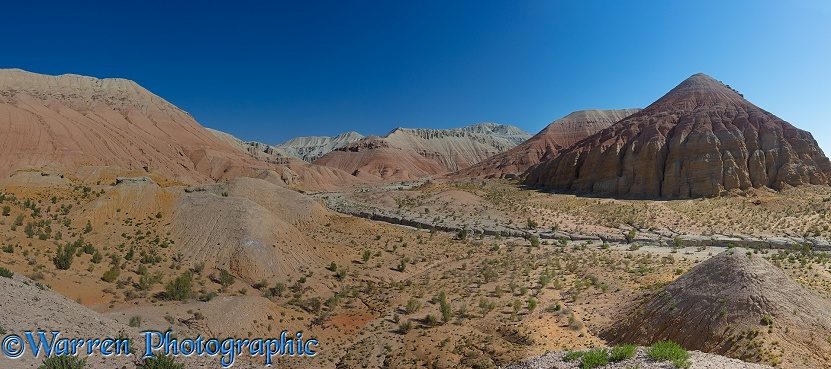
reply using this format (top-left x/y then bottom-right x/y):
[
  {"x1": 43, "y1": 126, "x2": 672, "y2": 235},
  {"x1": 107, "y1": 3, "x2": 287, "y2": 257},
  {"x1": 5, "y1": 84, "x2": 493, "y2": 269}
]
[
  {"x1": 451, "y1": 109, "x2": 641, "y2": 179},
  {"x1": 313, "y1": 122, "x2": 531, "y2": 179}
]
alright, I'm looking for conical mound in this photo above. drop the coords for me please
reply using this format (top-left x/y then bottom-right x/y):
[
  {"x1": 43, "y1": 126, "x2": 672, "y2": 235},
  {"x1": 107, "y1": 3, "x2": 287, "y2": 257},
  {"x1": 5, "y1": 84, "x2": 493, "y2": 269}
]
[
  {"x1": 524, "y1": 73, "x2": 831, "y2": 197},
  {"x1": 609, "y1": 249, "x2": 831, "y2": 368}
]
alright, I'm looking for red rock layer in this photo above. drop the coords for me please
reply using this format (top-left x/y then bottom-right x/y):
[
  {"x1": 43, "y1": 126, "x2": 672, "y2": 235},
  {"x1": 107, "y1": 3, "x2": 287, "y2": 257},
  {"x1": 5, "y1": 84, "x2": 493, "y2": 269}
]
[{"x1": 524, "y1": 74, "x2": 831, "y2": 197}]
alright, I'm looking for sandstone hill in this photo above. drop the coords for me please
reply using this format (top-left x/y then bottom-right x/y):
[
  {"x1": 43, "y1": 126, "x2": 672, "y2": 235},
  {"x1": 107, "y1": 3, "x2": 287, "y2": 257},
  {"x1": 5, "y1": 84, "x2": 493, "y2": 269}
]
[
  {"x1": 276, "y1": 131, "x2": 365, "y2": 162},
  {"x1": 452, "y1": 109, "x2": 640, "y2": 179},
  {"x1": 0, "y1": 69, "x2": 360, "y2": 191},
  {"x1": 524, "y1": 73, "x2": 831, "y2": 197},
  {"x1": 607, "y1": 249, "x2": 831, "y2": 368},
  {"x1": 169, "y1": 177, "x2": 329, "y2": 283},
  {"x1": 314, "y1": 123, "x2": 531, "y2": 179}
]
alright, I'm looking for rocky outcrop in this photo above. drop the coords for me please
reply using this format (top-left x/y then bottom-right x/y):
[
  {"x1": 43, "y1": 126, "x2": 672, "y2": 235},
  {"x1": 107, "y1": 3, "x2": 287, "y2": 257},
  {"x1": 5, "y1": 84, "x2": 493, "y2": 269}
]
[
  {"x1": 452, "y1": 109, "x2": 641, "y2": 178},
  {"x1": 524, "y1": 74, "x2": 831, "y2": 197},
  {"x1": 608, "y1": 249, "x2": 831, "y2": 368},
  {"x1": 314, "y1": 123, "x2": 531, "y2": 179},
  {"x1": 275, "y1": 131, "x2": 365, "y2": 162}
]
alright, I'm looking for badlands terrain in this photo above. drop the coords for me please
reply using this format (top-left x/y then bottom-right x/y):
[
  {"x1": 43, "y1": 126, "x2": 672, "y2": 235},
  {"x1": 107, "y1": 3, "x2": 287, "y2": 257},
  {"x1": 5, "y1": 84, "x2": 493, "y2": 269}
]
[{"x1": 1, "y1": 69, "x2": 831, "y2": 369}]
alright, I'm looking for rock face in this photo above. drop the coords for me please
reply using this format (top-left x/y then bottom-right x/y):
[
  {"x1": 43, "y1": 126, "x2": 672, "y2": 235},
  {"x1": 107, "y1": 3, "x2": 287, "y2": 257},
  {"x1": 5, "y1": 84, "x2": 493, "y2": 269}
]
[
  {"x1": 314, "y1": 123, "x2": 532, "y2": 180},
  {"x1": 452, "y1": 109, "x2": 640, "y2": 178},
  {"x1": 609, "y1": 249, "x2": 831, "y2": 368},
  {"x1": 276, "y1": 131, "x2": 365, "y2": 162},
  {"x1": 524, "y1": 74, "x2": 831, "y2": 197}
]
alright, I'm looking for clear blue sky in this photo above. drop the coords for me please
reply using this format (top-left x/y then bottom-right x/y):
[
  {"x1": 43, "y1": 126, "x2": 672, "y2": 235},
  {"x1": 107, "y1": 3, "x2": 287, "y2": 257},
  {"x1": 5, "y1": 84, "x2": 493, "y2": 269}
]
[{"x1": 3, "y1": 1, "x2": 830, "y2": 153}]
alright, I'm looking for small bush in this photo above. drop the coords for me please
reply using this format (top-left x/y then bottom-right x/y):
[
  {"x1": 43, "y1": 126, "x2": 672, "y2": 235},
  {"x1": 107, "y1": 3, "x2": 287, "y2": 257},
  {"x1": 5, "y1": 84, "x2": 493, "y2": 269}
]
[
  {"x1": 165, "y1": 271, "x2": 193, "y2": 301},
  {"x1": 398, "y1": 319, "x2": 412, "y2": 334},
  {"x1": 217, "y1": 269, "x2": 235, "y2": 288},
  {"x1": 580, "y1": 348, "x2": 609, "y2": 369},
  {"x1": 101, "y1": 268, "x2": 120, "y2": 283},
  {"x1": 563, "y1": 351, "x2": 584, "y2": 362},
  {"x1": 129, "y1": 315, "x2": 142, "y2": 328},
  {"x1": 760, "y1": 315, "x2": 773, "y2": 326},
  {"x1": 141, "y1": 354, "x2": 183, "y2": 369},
  {"x1": 646, "y1": 341, "x2": 691, "y2": 368},
  {"x1": 0, "y1": 267, "x2": 13, "y2": 278},
  {"x1": 38, "y1": 355, "x2": 87, "y2": 369},
  {"x1": 610, "y1": 343, "x2": 637, "y2": 362},
  {"x1": 53, "y1": 245, "x2": 75, "y2": 270},
  {"x1": 405, "y1": 298, "x2": 421, "y2": 314}
]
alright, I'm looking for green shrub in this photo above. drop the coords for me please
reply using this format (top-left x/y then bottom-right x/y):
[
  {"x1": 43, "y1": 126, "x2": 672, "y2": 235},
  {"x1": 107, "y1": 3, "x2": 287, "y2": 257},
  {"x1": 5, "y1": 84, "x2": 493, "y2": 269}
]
[
  {"x1": 529, "y1": 235, "x2": 540, "y2": 248},
  {"x1": 610, "y1": 343, "x2": 637, "y2": 362},
  {"x1": 563, "y1": 351, "x2": 584, "y2": 362},
  {"x1": 0, "y1": 267, "x2": 13, "y2": 278},
  {"x1": 140, "y1": 354, "x2": 183, "y2": 369},
  {"x1": 91, "y1": 251, "x2": 102, "y2": 264},
  {"x1": 38, "y1": 355, "x2": 86, "y2": 369},
  {"x1": 398, "y1": 319, "x2": 412, "y2": 334},
  {"x1": 405, "y1": 298, "x2": 421, "y2": 314},
  {"x1": 580, "y1": 348, "x2": 609, "y2": 369},
  {"x1": 165, "y1": 271, "x2": 193, "y2": 301},
  {"x1": 53, "y1": 244, "x2": 75, "y2": 270},
  {"x1": 218, "y1": 269, "x2": 235, "y2": 288},
  {"x1": 760, "y1": 315, "x2": 773, "y2": 326},
  {"x1": 646, "y1": 341, "x2": 691, "y2": 368},
  {"x1": 101, "y1": 268, "x2": 120, "y2": 283}
]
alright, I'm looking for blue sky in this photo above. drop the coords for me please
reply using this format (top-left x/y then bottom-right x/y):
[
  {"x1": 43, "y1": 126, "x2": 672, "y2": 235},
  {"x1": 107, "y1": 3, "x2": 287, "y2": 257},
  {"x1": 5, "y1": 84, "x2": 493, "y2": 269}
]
[{"x1": 3, "y1": 1, "x2": 831, "y2": 152}]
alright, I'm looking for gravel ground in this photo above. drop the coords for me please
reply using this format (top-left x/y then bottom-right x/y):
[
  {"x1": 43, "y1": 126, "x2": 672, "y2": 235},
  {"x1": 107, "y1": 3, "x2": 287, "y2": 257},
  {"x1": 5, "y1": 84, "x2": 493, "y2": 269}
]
[{"x1": 502, "y1": 347, "x2": 775, "y2": 369}]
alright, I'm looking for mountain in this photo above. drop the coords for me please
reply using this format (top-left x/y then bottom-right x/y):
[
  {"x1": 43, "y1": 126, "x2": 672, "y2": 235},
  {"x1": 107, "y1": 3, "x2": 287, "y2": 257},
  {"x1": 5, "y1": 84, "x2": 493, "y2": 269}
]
[
  {"x1": 523, "y1": 73, "x2": 831, "y2": 197},
  {"x1": 206, "y1": 127, "x2": 290, "y2": 163},
  {"x1": 451, "y1": 109, "x2": 640, "y2": 179},
  {"x1": 276, "y1": 131, "x2": 365, "y2": 162},
  {"x1": 0, "y1": 69, "x2": 359, "y2": 191},
  {"x1": 608, "y1": 249, "x2": 831, "y2": 368},
  {"x1": 313, "y1": 123, "x2": 532, "y2": 180}
]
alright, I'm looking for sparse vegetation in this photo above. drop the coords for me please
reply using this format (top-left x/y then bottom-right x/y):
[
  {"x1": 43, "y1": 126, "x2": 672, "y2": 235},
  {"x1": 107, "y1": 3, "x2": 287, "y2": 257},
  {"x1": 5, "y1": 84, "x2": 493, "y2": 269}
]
[
  {"x1": 646, "y1": 341, "x2": 691, "y2": 368},
  {"x1": 165, "y1": 271, "x2": 193, "y2": 301},
  {"x1": 610, "y1": 343, "x2": 637, "y2": 362},
  {"x1": 0, "y1": 267, "x2": 13, "y2": 278},
  {"x1": 140, "y1": 354, "x2": 183, "y2": 369},
  {"x1": 38, "y1": 355, "x2": 86, "y2": 369}
]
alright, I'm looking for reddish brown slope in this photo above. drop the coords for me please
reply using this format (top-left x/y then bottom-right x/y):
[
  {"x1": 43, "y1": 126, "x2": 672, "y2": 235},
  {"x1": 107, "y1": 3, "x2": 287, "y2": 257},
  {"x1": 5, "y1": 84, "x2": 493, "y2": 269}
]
[
  {"x1": 0, "y1": 69, "x2": 359, "y2": 191},
  {"x1": 524, "y1": 74, "x2": 831, "y2": 197},
  {"x1": 451, "y1": 109, "x2": 640, "y2": 179}
]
